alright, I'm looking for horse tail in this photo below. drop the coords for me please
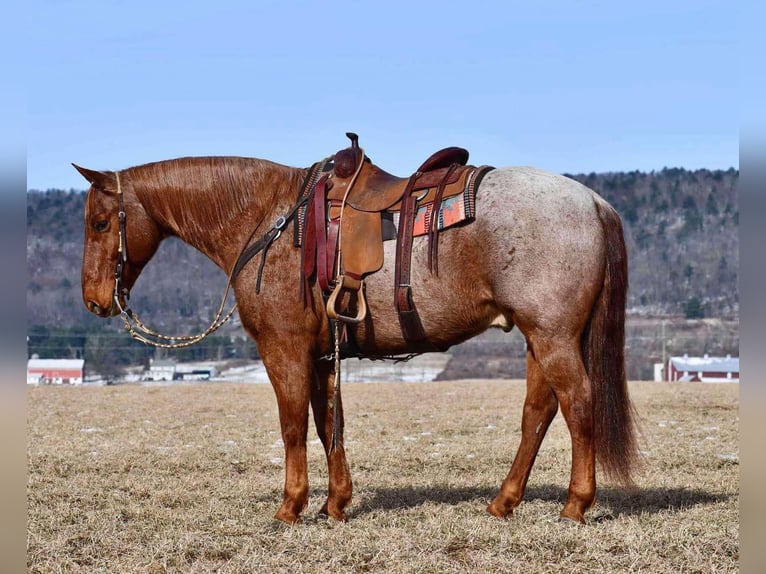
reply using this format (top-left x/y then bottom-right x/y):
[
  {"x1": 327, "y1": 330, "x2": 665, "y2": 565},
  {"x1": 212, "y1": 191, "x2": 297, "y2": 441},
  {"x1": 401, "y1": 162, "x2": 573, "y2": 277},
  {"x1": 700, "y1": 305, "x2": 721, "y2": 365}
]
[{"x1": 583, "y1": 198, "x2": 638, "y2": 486}]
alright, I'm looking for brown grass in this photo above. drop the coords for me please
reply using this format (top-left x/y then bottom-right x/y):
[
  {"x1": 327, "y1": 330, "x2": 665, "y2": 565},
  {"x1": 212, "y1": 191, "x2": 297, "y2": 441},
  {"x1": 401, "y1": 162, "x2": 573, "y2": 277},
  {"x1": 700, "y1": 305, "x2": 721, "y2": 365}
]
[{"x1": 27, "y1": 380, "x2": 738, "y2": 573}]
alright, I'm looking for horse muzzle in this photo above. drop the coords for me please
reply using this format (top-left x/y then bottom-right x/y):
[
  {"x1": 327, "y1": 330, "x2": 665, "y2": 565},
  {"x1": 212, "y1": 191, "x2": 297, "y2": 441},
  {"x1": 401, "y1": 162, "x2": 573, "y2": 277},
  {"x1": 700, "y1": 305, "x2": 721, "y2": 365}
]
[{"x1": 86, "y1": 299, "x2": 120, "y2": 317}]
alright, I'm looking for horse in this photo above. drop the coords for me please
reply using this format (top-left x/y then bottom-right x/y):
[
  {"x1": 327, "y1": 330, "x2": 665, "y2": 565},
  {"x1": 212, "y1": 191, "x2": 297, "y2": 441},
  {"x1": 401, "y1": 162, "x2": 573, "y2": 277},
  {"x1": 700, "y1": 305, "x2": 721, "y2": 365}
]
[{"x1": 74, "y1": 146, "x2": 638, "y2": 525}]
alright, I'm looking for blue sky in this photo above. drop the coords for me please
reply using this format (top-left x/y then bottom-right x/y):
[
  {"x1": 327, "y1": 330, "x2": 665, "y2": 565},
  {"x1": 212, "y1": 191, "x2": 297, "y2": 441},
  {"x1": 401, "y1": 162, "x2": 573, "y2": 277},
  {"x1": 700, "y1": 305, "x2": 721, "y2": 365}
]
[{"x1": 25, "y1": 0, "x2": 737, "y2": 191}]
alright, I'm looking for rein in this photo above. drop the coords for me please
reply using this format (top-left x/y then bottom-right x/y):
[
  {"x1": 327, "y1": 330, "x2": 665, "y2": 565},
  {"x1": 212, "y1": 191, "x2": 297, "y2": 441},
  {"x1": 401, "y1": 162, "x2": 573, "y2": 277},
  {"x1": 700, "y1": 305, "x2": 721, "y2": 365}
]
[{"x1": 111, "y1": 167, "x2": 315, "y2": 349}]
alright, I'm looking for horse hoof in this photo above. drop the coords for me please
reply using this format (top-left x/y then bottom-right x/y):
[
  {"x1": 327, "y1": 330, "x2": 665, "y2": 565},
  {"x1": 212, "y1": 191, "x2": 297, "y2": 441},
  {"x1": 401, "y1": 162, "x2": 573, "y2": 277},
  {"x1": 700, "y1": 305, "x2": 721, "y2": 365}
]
[
  {"x1": 486, "y1": 501, "x2": 513, "y2": 519},
  {"x1": 273, "y1": 510, "x2": 302, "y2": 525},
  {"x1": 558, "y1": 510, "x2": 586, "y2": 525},
  {"x1": 318, "y1": 503, "x2": 347, "y2": 522}
]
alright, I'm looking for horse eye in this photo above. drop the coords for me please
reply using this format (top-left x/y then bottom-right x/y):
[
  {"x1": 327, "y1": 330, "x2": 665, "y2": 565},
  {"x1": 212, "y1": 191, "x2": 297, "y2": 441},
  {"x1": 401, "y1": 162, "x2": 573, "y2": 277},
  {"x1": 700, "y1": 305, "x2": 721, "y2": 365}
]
[{"x1": 93, "y1": 220, "x2": 109, "y2": 232}]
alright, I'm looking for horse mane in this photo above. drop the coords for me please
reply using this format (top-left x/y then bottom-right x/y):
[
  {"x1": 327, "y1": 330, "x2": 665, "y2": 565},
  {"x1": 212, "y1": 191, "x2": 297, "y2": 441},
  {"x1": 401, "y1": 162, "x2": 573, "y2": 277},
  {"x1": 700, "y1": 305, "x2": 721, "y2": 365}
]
[{"x1": 123, "y1": 157, "x2": 306, "y2": 242}]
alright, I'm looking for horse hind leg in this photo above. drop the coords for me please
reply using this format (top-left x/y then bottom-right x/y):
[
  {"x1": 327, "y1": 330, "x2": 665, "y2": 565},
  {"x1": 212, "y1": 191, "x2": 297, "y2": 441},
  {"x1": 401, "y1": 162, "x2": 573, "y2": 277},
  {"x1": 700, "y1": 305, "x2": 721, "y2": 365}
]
[
  {"x1": 487, "y1": 346, "x2": 558, "y2": 518},
  {"x1": 534, "y1": 335, "x2": 596, "y2": 523},
  {"x1": 310, "y1": 360, "x2": 353, "y2": 521}
]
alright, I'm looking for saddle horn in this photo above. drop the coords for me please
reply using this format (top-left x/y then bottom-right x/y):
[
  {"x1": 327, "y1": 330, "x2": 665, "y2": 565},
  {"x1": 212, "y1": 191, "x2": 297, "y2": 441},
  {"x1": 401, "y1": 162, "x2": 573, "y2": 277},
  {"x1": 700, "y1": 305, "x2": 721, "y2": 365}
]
[{"x1": 335, "y1": 133, "x2": 363, "y2": 178}]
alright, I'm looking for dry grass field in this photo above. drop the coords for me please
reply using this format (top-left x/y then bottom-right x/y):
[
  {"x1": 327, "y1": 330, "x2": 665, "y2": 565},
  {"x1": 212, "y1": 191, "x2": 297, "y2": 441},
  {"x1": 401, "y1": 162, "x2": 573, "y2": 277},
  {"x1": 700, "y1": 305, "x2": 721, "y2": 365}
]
[{"x1": 28, "y1": 380, "x2": 738, "y2": 573}]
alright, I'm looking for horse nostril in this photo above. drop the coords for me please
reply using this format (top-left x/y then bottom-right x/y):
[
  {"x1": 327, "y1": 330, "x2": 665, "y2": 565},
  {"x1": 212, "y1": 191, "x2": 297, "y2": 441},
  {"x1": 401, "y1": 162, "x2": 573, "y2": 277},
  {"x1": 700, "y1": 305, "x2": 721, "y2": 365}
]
[{"x1": 88, "y1": 301, "x2": 102, "y2": 315}]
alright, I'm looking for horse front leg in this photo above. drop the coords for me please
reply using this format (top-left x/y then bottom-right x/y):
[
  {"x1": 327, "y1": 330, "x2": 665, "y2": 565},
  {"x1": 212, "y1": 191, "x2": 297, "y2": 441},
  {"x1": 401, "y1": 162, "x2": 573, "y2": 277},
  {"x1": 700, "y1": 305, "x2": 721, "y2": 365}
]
[
  {"x1": 260, "y1": 341, "x2": 312, "y2": 524},
  {"x1": 310, "y1": 360, "x2": 352, "y2": 520},
  {"x1": 488, "y1": 347, "x2": 559, "y2": 518}
]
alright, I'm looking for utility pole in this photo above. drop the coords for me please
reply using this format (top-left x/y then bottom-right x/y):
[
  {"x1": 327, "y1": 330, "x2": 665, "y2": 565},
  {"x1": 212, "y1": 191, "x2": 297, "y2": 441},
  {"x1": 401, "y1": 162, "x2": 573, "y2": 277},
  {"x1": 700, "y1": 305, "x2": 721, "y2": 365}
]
[{"x1": 661, "y1": 319, "x2": 667, "y2": 382}]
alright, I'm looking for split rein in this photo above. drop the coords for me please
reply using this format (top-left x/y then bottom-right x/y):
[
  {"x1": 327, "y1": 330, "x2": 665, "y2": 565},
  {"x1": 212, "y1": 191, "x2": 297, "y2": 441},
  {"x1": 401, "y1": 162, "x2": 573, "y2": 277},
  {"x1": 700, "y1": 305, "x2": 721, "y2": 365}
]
[{"x1": 111, "y1": 171, "x2": 307, "y2": 349}]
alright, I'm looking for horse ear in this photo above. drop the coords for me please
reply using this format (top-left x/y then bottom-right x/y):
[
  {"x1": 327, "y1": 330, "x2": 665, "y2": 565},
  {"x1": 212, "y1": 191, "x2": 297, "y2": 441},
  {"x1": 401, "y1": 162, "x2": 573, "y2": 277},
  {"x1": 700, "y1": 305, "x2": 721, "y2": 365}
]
[{"x1": 72, "y1": 164, "x2": 115, "y2": 192}]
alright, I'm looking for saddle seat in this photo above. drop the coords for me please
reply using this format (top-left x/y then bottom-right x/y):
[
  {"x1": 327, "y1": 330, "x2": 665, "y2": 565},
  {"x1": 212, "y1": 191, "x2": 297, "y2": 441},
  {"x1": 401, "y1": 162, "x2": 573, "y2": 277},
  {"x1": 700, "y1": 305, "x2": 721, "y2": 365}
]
[{"x1": 327, "y1": 142, "x2": 470, "y2": 213}]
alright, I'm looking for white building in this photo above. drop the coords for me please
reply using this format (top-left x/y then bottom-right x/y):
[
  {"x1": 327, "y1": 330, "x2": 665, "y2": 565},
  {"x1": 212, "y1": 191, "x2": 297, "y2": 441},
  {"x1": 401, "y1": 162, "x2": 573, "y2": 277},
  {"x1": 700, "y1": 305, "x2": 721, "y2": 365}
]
[{"x1": 145, "y1": 359, "x2": 177, "y2": 381}]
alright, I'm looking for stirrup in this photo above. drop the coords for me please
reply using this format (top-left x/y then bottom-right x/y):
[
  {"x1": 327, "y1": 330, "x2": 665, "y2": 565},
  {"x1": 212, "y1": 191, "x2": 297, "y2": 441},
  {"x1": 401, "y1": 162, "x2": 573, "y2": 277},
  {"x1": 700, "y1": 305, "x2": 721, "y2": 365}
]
[{"x1": 326, "y1": 275, "x2": 368, "y2": 324}]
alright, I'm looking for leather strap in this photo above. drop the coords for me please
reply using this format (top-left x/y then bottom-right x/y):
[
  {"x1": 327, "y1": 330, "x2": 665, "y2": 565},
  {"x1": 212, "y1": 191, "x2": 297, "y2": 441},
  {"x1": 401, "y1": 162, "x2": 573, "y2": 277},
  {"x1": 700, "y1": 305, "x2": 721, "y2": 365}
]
[
  {"x1": 394, "y1": 175, "x2": 429, "y2": 343},
  {"x1": 427, "y1": 163, "x2": 459, "y2": 275},
  {"x1": 313, "y1": 177, "x2": 330, "y2": 292},
  {"x1": 300, "y1": 191, "x2": 317, "y2": 305},
  {"x1": 324, "y1": 218, "x2": 340, "y2": 291}
]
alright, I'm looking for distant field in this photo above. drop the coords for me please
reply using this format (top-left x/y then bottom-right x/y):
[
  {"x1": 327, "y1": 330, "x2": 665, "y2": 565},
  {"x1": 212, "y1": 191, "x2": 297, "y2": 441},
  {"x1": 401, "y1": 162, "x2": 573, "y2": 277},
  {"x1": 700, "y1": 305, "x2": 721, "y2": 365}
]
[{"x1": 27, "y1": 380, "x2": 738, "y2": 573}]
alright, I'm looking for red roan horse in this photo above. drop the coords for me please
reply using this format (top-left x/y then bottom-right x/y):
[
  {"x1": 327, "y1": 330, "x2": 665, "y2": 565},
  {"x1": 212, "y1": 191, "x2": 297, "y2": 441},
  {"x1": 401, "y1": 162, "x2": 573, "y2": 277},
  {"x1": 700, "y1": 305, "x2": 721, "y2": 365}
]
[{"x1": 75, "y1": 142, "x2": 637, "y2": 524}]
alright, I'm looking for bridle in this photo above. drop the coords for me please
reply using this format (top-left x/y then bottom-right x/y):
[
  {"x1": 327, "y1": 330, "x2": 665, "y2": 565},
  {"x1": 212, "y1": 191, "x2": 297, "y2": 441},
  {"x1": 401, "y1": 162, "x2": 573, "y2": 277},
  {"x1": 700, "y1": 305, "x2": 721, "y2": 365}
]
[{"x1": 107, "y1": 168, "x2": 314, "y2": 349}]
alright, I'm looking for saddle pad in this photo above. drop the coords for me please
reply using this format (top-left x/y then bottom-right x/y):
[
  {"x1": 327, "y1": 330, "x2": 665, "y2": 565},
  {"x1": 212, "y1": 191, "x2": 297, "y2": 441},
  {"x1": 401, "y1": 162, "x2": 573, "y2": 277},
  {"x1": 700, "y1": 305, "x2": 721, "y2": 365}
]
[{"x1": 393, "y1": 184, "x2": 476, "y2": 238}]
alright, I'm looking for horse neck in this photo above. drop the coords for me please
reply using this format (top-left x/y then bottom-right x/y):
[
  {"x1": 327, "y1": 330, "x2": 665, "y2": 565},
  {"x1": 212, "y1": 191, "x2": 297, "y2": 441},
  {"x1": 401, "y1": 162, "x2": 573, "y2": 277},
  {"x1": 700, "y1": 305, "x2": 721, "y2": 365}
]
[{"x1": 126, "y1": 157, "x2": 306, "y2": 272}]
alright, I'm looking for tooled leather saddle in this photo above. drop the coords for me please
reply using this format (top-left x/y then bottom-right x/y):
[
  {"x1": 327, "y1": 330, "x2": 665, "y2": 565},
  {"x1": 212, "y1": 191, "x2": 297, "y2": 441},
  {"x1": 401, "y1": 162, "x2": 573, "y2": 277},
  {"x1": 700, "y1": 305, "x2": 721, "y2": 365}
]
[{"x1": 300, "y1": 133, "x2": 493, "y2": 345}]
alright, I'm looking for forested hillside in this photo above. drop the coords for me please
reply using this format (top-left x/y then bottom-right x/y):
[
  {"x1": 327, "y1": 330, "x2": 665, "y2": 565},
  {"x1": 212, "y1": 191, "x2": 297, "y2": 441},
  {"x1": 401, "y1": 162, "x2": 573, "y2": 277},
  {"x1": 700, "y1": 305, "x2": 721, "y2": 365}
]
[
  {"x1": 27, "y1": 167, "x2": 738, "y2": 372},
  {"x1": 566, "y1": 168, "x2": 738, "y2": 317}
]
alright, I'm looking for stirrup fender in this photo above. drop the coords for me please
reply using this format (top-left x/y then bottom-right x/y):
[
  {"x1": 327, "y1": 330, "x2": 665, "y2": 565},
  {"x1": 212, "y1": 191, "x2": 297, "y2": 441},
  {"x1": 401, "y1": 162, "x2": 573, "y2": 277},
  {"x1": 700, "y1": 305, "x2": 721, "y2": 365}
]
[{"x1": 326, "y1": 275, "x2": 368, "y2": 324}]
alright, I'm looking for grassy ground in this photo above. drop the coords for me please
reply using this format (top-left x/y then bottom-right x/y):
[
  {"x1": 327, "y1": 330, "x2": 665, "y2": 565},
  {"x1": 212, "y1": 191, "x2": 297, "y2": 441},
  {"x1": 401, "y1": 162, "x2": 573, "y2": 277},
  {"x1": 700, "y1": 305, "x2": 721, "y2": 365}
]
[{"x1": 27, "y1": 380, "x2": 738, "y2": 573}]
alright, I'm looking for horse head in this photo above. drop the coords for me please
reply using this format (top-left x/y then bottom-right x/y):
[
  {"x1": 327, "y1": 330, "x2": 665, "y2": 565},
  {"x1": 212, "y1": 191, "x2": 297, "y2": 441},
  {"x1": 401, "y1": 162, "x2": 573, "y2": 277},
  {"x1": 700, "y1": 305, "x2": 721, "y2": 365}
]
[{"x1": 74, "y1": 164, "x2": 162, "y2": 317}]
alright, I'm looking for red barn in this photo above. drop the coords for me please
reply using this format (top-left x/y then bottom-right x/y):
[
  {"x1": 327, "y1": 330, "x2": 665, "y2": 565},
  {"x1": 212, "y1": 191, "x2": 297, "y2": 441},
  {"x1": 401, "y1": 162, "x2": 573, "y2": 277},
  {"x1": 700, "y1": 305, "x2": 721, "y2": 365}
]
[
  {"x1": 667, "y1": 355, "x2": 739, "y2": 383},
  {"x1": 27, "y1": 358, "x2": 85, "y2": 385}
]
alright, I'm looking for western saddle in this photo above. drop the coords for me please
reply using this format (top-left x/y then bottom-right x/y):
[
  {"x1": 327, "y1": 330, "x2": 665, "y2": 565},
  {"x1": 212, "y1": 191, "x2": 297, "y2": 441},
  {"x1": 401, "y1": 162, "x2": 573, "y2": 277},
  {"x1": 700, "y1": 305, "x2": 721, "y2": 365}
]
[{"x1": 300, "y1": 133, "x2": 492, "y2": 345}]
